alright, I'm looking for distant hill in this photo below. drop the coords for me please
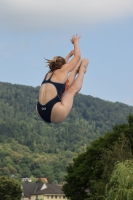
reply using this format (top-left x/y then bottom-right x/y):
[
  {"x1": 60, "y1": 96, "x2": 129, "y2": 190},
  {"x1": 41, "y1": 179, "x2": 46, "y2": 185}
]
[{"x1": 0, "y1": 81, "x2": 133, "y2": 183}]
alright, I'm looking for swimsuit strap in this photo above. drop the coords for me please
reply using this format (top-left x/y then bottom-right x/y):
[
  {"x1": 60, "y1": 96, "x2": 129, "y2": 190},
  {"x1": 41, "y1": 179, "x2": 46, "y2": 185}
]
[
  {"x1": 43, "y1": 73, "x2": 48, "y2": 81},
  {"x1": 48, "y1": 71, "x2": 55, "y2": 81},
  {"x1": 43, "y1": 71, "x2": 54, "y2": 82}
]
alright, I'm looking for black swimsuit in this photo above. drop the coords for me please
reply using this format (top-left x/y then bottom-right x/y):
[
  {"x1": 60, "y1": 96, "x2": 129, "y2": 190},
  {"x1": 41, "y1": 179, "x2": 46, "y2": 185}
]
[{"x1": 37, "y1": 71, "x2": 66, "y2": 123}]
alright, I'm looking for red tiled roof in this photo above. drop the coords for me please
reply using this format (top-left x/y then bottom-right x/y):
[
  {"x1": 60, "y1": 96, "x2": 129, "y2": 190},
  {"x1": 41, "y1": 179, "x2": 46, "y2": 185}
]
[{"x1": 38, "y1": 178, "x2": 48, "y2": 182}]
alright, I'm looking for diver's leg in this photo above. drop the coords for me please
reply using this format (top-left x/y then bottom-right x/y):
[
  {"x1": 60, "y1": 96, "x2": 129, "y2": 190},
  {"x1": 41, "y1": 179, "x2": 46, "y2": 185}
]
[
  {"x1": 51, "y1": 58, "x2": 89, "y2": 123},
  {"x1": 67, "y1": 59, "x2": 82, "y2": 87}
]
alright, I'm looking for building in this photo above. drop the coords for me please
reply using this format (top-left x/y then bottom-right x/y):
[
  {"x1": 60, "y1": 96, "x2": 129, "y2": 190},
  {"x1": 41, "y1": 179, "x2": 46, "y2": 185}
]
[
  {"x1": 22, "y1": 178, "x2": 32, "y2": 183},
  {"x1": 37, "y1": 178, "x2": 48, "y2": 183},
  {"x1": 21, "y1": 183, "x2": 67, "y2": 200}
]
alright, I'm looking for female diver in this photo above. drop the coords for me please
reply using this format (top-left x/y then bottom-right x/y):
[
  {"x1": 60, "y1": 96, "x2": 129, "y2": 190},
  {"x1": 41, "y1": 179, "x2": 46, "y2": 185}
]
[{"x1": 36, "y1": 34, "x2": 89, "y2": 123}]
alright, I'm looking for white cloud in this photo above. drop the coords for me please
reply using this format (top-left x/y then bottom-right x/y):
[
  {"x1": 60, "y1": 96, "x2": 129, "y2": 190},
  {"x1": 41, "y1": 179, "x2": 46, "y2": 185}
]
[{"x1": 0, "y1": 0, "x2": 133, "y2": 32}]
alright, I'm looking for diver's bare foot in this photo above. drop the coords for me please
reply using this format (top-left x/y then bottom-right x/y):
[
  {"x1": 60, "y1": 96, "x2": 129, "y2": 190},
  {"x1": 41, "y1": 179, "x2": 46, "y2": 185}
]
[{"x1": 80, "y1": 58, "x2": 89, "y2": 73}]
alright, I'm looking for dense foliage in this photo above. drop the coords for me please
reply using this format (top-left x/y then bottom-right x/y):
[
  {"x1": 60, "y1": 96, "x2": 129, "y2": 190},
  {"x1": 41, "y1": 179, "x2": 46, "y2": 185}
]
[
  {"x1": 63, "y1": 115, "x2": 133, "y2": 200},
  {"x1": 0, "y1": 176, "x2": 22, "y2": 200},
  {"x1": 0, "y1": 81, "x2": 133, "y2": 183},
  {"x1": 105, "y1": 160, "x2": 133, "y2": 200}
]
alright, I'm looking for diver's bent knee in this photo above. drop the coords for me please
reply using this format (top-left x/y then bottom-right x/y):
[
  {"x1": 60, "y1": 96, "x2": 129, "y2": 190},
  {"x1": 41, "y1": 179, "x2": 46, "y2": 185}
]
[{"x1": 69, "y1": 85, "x2": 80, "y2": 95}]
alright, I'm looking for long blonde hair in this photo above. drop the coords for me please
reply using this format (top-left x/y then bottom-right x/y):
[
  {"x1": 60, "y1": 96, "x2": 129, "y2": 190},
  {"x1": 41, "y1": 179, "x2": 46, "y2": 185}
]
[{"x1": 45, "y1": 56, "x2": 66, "y2": 72}]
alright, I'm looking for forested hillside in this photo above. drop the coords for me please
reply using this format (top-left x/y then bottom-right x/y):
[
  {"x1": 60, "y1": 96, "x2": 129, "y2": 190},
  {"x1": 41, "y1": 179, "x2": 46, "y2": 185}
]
[{"x1": 0, "y1": 81, "x2": 133, "y2": 183}]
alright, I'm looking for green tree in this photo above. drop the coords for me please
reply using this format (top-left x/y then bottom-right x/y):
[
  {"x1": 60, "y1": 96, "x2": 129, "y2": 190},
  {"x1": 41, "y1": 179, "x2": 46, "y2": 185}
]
[
  {"x1": 63, "y1": 115, "x2": 133, "y2": 200},
  {"x1": 105, "y1": 160, "x2": 133, "y2": 200},
  {"x1": 0, "y1": 176, "x2": 22, "y2": 200},
  {"x1": 89, "y1": 134, "x2": 133, "y2": 200},
  {"x1": 0, "y1": 82, "x2": 133, "y2": 185}
]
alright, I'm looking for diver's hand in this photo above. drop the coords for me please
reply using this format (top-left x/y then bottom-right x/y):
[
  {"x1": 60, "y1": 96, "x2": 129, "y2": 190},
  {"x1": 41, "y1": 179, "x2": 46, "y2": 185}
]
[
  {"x1": 68, "y1": 50, "x2": 74, "y2": 57},
  {"x1": 70, "y1": 34, "x2": 81, "y2": 44},
  {"x1": 65, "y1": 50, "x2": 74, "y2": 63}
]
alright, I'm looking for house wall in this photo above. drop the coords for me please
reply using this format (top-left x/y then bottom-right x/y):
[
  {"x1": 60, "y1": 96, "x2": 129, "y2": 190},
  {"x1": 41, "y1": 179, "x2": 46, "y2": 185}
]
[
  {"x1": 31, "y1": 195, "x2": 67, "y2": 200},
  {"x1": 44, "y1": 195, "x2": 67, "y2": 200},
  {"x1": 31, "y1": 195, "x2": 44, "y2": 200}
]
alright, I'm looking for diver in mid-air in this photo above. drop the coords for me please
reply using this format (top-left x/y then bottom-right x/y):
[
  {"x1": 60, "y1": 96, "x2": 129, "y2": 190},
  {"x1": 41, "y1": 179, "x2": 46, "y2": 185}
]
[{"x1": 36, "y1": 34, "x2": 89, "y2": 123}]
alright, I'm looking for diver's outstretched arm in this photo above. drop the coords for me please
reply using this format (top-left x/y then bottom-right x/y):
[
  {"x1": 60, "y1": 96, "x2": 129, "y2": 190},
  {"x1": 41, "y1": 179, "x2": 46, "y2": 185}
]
[
  {"x1": 65, "y1": 50, "x2": 74, "y2": 63},
  {"x1": 61, "y1": 34, "x2": 81, "y2": 73}
]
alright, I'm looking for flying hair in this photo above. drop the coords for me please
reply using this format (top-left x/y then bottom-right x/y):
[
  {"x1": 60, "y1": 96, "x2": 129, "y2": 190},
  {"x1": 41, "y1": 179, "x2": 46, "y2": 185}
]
[{"x1": 45, "y1": 56, "x2": 66, "y2": 72}]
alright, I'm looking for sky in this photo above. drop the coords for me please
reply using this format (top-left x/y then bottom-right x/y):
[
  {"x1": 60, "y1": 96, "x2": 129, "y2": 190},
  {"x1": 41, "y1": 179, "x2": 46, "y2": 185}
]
[{"x1": 0, "y1": 0, "x2": 133, "y2": 106}]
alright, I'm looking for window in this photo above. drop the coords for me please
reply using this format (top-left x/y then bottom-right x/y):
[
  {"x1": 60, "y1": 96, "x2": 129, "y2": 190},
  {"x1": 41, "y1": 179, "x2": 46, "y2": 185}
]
[
  {"x1": 63, "y1": 196, "x2": 65, "y2": 199},
  {"x1": 47, "y1": 196, "x2": 49, "y2": 199},
  {"x1": 59, "y1": 196, "x2": 62, "y2": 199},
  {"x1": 36, "y1": 196, "x2": 38, "y2": 200},
  {"x1": 51, "y1": 195, "x2": 53, "y2": 199},
  {"x1": 55, "y1": 196, "x2": 57, "y2": 199}
]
